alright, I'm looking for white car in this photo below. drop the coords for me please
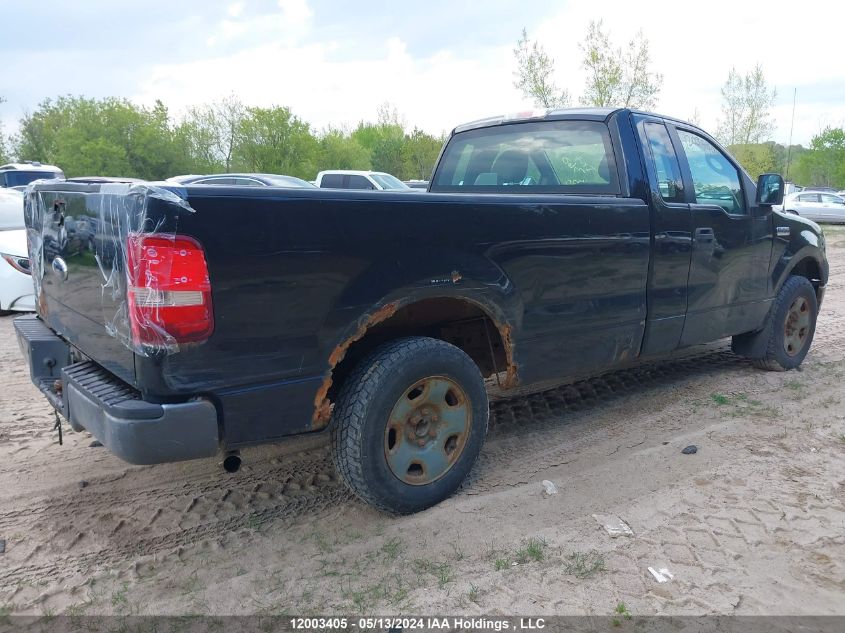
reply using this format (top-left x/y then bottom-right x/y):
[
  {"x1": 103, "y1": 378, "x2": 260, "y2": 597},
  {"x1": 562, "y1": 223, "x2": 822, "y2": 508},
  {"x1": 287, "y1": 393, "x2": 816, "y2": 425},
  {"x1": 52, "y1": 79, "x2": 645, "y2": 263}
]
[
  {"x1": 0, "y1": 189, "x2": 34, "y2": 314},
  {"x1": 314, "y1": 170, "x2": 413, "y2": 191},
  {"x1": 780, "y1": 191, "x2": 845, "y2": 224}
]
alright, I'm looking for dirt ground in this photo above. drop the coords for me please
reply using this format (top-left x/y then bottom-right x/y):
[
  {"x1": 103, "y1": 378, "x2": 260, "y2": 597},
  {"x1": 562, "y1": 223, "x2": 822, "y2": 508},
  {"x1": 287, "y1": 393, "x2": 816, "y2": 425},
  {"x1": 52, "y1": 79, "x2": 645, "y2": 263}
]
[{"x1": 1, "y1": 228, "x2": 844, "y2": 619}]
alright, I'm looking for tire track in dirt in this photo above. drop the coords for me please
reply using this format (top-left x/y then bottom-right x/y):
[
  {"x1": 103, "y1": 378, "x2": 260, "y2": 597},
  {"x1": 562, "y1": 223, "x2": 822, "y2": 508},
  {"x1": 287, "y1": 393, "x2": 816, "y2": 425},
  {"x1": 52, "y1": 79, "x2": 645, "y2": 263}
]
[{"x1": 0, "y1": 344, "x2": 757, "y2": 594}]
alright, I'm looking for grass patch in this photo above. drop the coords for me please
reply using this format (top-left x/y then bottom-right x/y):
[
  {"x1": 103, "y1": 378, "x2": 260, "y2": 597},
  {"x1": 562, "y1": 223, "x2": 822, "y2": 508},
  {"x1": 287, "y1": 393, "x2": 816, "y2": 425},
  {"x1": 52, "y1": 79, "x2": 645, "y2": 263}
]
[
  {"x1": 380, "y1": 537, "x2": 403, "y2": 562},
  {"x1": 467, "y1": 584, "x2": 480, "y2": 604},
  {"x1": 341, "y1": 574, "x2": 406, "y2": 613},
  {"x1": 413, "y1": 559, "x2": 454, "y2": 589},
  {"x1": 612, "y1": 602, "x2": 632, "y2": 626},
  {"x1": 110, "y1": 583, "x2": 129, "y2": 610},
  {"x1": 515, "y1": 537, "x2": 547, "y2": 563},
  {"x1": 711, "y1": 393, "x2": 730, "y2": 405},
  {"x1": 564, "y1": 551, "x2": 606, "y2": 578},
  {"x1": 494, "y1": 558, "x2": 509, "y2": 571}
]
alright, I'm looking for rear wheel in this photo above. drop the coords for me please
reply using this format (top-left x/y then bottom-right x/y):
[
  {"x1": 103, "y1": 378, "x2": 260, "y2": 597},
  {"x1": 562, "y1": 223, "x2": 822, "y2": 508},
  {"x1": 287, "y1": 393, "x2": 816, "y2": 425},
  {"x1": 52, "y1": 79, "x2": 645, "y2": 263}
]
[
  {"x1": 330, "y1": 337, "x2": 488, "y2": 514},
  {"x1": 744, "y1": 276, "x2": 818, "y2": 371}
]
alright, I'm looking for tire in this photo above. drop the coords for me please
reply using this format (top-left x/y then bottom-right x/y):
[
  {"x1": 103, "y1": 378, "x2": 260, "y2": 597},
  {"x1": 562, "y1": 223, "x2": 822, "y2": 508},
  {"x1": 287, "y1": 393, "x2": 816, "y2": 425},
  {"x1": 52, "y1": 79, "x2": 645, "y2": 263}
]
[
  {"x1": 330, "y1": 336, "x2": 488, "y2": 514},
  {"x1": 750, "y1": 276, "x2": 818, "y2": 371}
]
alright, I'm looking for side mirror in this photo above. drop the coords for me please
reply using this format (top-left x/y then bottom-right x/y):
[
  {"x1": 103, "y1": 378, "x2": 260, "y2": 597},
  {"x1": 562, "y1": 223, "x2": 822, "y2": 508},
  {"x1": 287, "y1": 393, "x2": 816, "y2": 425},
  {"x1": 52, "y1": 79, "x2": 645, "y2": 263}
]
[{"x1": 756, "y1": 173, "x2": 784, "y2": 206}]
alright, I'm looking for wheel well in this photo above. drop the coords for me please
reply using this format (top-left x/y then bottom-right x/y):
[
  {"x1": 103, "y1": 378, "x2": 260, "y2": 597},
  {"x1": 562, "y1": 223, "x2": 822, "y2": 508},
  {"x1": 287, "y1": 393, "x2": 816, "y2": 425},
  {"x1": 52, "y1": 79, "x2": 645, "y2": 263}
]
[
  {"x1": 313, "y1": 297, "x2": 517, "y2": 428},
  {"x1": 789, "y1": 257, "x2": 823, "y2": 301}
]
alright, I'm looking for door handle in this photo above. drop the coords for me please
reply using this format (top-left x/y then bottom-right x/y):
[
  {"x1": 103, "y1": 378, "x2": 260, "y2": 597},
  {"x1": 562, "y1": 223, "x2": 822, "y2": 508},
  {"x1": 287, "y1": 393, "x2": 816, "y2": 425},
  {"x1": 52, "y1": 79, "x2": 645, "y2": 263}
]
[{"x1": 694, "y1": 227, "x2": 715, "y2": 241}]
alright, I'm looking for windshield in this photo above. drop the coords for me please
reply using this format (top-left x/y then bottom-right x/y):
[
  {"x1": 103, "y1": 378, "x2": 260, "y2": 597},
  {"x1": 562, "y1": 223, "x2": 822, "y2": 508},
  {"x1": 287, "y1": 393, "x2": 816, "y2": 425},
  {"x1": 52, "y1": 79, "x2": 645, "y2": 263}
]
[
  {"x1": 1, "y1": 170, "x2": 64, "y2": 187},
  {"x1": 371, "y1": 173, "x2": 408, "y2": 190}
]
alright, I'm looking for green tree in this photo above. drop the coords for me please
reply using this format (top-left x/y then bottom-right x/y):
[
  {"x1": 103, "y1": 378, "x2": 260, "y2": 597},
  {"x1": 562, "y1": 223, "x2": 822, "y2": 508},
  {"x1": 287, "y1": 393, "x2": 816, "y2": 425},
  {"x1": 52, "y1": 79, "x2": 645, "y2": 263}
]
[
  {"x1": 580, "y1": 21, "x2": 662, "y2": 109},
  {"x1": 790, "y1": 127, "x2": 845, "y2": 189},
  {"x1": 716, "y1": 65, "x2": 776, "y2": 146},
  {"x1": 177, "y1": 94, "x2": 245, "y2": 173},
  {"x1": 513, "y1": 28, "x2": 571, "y2": 109},
  {"x1": 15, "y1": 96, "x2": 188, "y2": 179},
  {"x1": 318, "y1": 127, "x2": 371, "y2": 170},
  {"x1": 728, "y1": 143, "x2": 777, "y2": 179},
  {"x1": 234, "y1": 105, "x2": 319, "y2": 179},
  {"x1": 401, "y1": 128, "x2": 444, "y2": 180},
  {"x1": 352, "y1": 104, "x2": 407, "y2": 177}
]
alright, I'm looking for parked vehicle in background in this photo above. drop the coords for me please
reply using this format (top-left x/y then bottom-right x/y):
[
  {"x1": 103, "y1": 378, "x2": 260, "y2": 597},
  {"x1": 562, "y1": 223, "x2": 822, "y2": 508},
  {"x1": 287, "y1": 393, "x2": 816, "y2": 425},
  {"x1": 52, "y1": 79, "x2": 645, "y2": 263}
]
[
  {"x1": 0, "y1": 189, "x2": 34, "y2": 314},
  {"x1": 167, "y1": 173, "x2": 316, "y2": 188},
  {"x1": 315, "y1": 170, "x2": 412, "y2": 191},
  {"x1": 0, "y1": 162, "x2": 64, "y2": 190},
  {"x1": 404, "y1": 180, "x2": 429, "y2": 189},
  {"x1": 780, "y1": 191, "x2": 845, "y2": 223},
  {"x1": 17, "y1": 107, "x2": 827, "y2": 514}
]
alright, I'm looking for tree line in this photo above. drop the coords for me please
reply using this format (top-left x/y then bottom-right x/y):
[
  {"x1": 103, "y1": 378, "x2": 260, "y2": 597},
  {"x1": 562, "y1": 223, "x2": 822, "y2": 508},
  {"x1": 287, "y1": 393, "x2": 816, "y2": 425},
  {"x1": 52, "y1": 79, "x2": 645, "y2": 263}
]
[{"x1": 0, "y1": 97, "x2": 444, "y2": 182}]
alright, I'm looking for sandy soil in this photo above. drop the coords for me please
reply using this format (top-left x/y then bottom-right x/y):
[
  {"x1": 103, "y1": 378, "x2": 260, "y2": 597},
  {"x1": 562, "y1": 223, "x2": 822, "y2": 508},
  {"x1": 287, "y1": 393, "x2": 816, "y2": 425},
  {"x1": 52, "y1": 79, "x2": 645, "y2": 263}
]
[{"x1": 1, "y1": 228, "x2": 844, "y2": 618}]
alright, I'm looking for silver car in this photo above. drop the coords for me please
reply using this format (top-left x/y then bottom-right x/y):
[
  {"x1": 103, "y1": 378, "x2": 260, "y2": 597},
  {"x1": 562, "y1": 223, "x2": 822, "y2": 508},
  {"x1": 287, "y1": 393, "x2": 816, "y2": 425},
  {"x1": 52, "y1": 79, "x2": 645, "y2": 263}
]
[{"x1": 781, "y1": 191, "x2": 845, "y2": 224}]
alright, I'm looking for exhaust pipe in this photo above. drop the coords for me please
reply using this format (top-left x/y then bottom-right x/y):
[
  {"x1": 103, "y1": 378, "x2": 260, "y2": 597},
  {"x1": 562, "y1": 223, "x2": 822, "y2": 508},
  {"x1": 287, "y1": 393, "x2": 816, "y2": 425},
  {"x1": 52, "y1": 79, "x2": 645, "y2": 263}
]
[{"x1": 223, "y1": 450, "x2": 241, "y2": 473}]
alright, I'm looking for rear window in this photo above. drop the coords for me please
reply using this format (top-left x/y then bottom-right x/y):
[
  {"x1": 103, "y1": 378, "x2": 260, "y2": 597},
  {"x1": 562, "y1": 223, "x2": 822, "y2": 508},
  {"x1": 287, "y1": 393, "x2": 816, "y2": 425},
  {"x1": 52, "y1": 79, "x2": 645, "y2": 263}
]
[
  {"x1": 347, "y1": 175, "x2": 375, "y2": 190},
  {"x1": 431, "y1": 120, "x2": 619, "y2": 194}
]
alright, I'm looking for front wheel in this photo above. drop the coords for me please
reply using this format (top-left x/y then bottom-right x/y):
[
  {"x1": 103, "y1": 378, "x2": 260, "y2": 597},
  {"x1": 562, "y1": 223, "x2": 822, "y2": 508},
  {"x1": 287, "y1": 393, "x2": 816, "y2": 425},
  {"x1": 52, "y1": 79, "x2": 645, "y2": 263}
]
[
  {"x1": 330, "y1": 337, "x2": 488, "y2": 514},
  {"x1": 747, "y1": 276, "x2": 818, "y2": 371}
]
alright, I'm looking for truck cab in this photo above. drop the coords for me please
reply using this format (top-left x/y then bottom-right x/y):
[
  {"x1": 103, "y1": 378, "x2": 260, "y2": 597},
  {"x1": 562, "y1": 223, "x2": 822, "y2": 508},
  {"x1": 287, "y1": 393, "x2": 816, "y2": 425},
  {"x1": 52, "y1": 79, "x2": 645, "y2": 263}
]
[
  {"x1": 0, "y1": 161, "x2": 65, "y2": 190},
  {"x1": 315, "y1": 170, "x2": 412, "y2": 191}
]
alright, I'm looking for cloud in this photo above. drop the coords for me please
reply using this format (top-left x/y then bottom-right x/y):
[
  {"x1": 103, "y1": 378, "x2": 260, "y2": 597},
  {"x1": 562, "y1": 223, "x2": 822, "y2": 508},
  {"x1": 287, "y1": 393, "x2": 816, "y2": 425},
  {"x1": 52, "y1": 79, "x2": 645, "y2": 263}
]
[
  {"x1": 5, "y1": 0, "x2": 844, "y2": 147},
  {"x1": 135, "y1": 34, "x2": 525, "y2": 136},
  {"x1": 206, "y1": 0, "x2": 313, "y2": 48},
  {"x1": 227, "y1": 2, "x2": 245, "y2": 18},
  {"x1": 528, "y1": 0, "x2": 845, "y2": 145},
  {"x1": 277, "y1": 0, "x2": 312, "y2": 26}
]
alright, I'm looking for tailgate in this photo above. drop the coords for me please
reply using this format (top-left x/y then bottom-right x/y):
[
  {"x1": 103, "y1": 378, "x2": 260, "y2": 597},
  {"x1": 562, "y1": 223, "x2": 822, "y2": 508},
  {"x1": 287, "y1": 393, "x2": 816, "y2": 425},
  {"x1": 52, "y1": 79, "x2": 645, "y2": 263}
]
[{"x1": 24, "y1": 182, "x2": 193, "y2": 386}]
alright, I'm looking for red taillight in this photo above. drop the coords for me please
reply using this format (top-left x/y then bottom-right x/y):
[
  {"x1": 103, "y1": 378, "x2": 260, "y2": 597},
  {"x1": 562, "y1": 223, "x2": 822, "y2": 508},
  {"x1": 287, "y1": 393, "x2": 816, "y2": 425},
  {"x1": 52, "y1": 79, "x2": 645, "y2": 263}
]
[{"x1": 126, "y1": 234, "x2": 213, "y2": 348}]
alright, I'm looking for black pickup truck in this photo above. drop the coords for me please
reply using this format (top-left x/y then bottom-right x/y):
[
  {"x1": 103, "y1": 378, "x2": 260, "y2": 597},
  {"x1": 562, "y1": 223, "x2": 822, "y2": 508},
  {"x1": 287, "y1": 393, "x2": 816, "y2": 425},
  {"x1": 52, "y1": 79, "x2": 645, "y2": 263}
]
[{"x1": 16, "y1": 107, "x2": 828, "y2": 513}]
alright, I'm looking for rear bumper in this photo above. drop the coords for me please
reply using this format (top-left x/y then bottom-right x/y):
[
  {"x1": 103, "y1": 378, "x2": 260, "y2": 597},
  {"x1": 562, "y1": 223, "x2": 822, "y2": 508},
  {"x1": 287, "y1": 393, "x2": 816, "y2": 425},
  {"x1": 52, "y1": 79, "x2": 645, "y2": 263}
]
[{"x1": 14, "y1": 315, "x2": 220, "y2": 465}]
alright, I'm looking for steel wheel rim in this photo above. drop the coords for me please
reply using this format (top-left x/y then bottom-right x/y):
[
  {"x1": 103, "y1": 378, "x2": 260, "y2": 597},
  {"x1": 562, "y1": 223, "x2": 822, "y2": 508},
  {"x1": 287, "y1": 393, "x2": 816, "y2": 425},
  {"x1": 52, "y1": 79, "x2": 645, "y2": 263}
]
[
  {"x1": 783, "y1": 296, "x2": 811, "y2": 357},
  {"x1": 384, "y1": 376, "x2": 472, "y2": 486}
]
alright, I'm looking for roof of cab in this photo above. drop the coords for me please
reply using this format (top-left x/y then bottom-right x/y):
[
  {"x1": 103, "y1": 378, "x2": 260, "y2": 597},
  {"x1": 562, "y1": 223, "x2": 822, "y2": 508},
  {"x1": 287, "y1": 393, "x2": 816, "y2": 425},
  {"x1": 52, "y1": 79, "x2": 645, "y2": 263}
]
[
  {"x1": 0, "y1": 161, "x2": 63, "y2": 172},
  {"x1": 452, "y1": 107, "x2": 622, "y2": 134},
  {"x1": 451, "y1": 107, "x2": 699, "y2": 135}
]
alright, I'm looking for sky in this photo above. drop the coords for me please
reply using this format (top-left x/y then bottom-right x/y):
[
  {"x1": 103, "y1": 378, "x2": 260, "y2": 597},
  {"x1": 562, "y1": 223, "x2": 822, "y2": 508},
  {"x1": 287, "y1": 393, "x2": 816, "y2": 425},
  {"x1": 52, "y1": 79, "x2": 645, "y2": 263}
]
[{"x1": 1, "y1": 0, "x2": 844, "y2": 147}]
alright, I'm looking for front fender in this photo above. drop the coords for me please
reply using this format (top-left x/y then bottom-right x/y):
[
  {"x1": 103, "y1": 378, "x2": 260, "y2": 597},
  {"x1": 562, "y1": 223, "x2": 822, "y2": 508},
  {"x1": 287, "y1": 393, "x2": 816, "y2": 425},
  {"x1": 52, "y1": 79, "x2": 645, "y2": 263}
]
[{"x1": 770, "y1": 214, "x2": 828, "y2": 292}]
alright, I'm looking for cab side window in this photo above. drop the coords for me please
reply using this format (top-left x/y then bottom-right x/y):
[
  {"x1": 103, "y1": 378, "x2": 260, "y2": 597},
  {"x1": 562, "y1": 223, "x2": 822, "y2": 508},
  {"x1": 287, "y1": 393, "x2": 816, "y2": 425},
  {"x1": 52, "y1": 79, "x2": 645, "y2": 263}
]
[
  {"x1": 347, "y1": 175, "x2": 375, "y2": 190},
  {"x1": 643, "y1": 122, "x2": 684, "y2": 203},
  {"x1": 320, "y1": 174, "x2": 345, "y2": 188},
  {"x1": 676, "y1": 129, "x2": 746, "y2": 215}
]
